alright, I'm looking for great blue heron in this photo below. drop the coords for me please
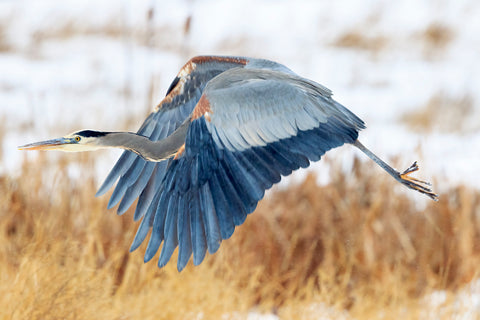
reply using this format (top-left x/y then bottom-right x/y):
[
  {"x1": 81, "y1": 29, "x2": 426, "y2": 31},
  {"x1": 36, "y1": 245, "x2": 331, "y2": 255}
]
[{"x1": 19, "y1": 55, "x2": 437, "y2": 271}]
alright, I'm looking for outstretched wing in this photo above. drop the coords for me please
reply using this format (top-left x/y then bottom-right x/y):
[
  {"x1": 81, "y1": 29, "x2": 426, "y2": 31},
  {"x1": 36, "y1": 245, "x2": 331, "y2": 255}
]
[
  {"x1": 96, "y1": 56, "x2": 250, "y2": 221},
  {"x1": 133, "y1": 66, "x2": 365, "y2": 271}
]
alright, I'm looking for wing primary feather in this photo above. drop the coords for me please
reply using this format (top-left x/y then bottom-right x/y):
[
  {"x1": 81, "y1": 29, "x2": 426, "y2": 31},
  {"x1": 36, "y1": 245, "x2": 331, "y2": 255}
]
[
  {"x1": 190, "y1": 189, "x2": 207, "y2": 265},
  {"x1": 214, "y1": 163, "x2": 248, "y2": 226},
  {"x1": 242, "y1": 148, "x2": 281, "y2": 186},
  {"x1": 129, "y1": 190, "x2": 160, "y2": 252},
  {"x1": 175, "y1": 159, "x2": 191, "y2": 193},
  {"x1": 177, "y1": 194, "x2": 192, "y2": 271},
  {"x1": 197, "y1": 145, "x2": 219, "y2": 186},
  {"x1": 231, "y1": 151, "x2": 270, "y2": 193},
  {"x1": 108, "y1": 158, "x2": 146, "y2": 211},
  {"x1": 144, "y1": 190, "x2": 169, "y2": 262},
  {"x1": 158, "y1": 193, "x2": 179, "y2": 268},
  {"x1": 190, "y1": 157, "x2": 199, "y2": 188},
  {"x1": 208, "y1": 171, "x2": 235, "y2": 239},
  {"x1": 281, "y1": 132, "x2": 320, "y2": 161},
  {"x1": 133, "y1": 161, "x2": 168, "y2": 221},
  {"x1": 221, "y1": 151, "x2": 260, "y2": 213},
  {"x1": 200, "y1": 183, "x2": 222, "y2": 254},
  {"x1": 269, "y1": 141, "x2": 310, "y2": 169},
  {"x1": 96, "y1": 151, "x2": 136, "y2": 197},
  {"x1": 253, "y1": 146, "x2": 291, "y2": 176},
  {"x1": 117, "y1": 162, "x2": 155, "y2": 215}
]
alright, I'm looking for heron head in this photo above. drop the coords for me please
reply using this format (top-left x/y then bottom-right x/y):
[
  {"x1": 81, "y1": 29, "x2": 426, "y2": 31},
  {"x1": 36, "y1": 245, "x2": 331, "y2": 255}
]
[{"x1": 18, "y1": 130, "x2": 108, "y2": 152}]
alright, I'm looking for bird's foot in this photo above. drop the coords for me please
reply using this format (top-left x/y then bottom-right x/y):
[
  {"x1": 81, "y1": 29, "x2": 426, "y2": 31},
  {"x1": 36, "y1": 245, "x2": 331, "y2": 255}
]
[{"x1": 397, "y1": 161, "x2": 438, "y2": 201}]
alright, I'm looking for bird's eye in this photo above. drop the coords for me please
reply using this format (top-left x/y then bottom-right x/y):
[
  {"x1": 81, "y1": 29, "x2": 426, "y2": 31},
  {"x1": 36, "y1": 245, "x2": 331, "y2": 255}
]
[{"x1": 75, "y1": 136, "x2": 81, "y2": 142}]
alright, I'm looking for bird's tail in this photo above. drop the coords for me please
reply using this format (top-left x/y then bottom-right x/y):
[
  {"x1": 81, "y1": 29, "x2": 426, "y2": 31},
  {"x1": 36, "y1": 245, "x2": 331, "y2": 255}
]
[{"x1": 353, "y1": 140, "x2": 438, "y2": 201}]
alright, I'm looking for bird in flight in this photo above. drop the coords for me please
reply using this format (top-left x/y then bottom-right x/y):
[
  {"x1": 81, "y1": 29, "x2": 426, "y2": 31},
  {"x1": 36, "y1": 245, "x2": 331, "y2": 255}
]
[{"x1": 19, "y1": 55, "x2": 437, "y2": 271}]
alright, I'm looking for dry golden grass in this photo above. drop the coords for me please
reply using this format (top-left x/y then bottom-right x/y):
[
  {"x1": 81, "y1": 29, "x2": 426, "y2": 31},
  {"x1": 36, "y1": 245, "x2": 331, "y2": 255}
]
[
  {"x1": 332, "y1": 31, "x2": 387, "y2": 53},
  {"x1": 1, "y1": 153, "x2": 480, "y2": 319},
  {"x1": 0, "y1": 20, "x2": 13, "y2": 53},
  {"x1": 30, "y1": 19, "x2": 124, "y2": 45},
  {"x1": 28, "y1": 12, "x2": 189, "y2": 51},
  {"x1": 402, "y1": 93, "x2": 478, "y2": 134},
  {"x1": 422, "y1": 24, "x2": 453, "y2": 49}
]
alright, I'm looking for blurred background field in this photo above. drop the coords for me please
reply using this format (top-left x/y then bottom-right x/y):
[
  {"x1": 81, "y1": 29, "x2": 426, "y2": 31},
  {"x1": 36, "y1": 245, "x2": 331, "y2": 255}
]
[
  {"x1": 2, "y1": 156, "x2": 480, "y2": 319},
  {"x1": 1, "y1": 0, "x2": 479, "y2": 319}
]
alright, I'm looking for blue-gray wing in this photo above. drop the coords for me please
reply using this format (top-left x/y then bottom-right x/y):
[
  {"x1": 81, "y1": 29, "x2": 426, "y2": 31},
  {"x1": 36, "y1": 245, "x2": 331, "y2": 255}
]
[
  {"x1": 135, "y1": 67, "x2": 365, "y2": 271},
  {"x1": 96, "y1": 56, "x2": 252, "y2": 221}
]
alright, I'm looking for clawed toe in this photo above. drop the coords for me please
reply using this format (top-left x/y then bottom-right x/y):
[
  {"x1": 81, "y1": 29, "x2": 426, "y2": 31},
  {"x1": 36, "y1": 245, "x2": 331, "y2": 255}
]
[
  {"x1": 398, "y1": 161, "x2": 438, "y2": 201},
  {"x1": 353, "y1": 140, "x2": 438, "y2": 201}
]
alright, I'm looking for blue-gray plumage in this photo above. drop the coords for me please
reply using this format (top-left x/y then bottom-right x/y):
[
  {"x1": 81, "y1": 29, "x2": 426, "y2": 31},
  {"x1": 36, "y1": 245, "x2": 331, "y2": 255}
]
[{"x1": 18, "y1": 55, "x2": 438, "y2": 271}]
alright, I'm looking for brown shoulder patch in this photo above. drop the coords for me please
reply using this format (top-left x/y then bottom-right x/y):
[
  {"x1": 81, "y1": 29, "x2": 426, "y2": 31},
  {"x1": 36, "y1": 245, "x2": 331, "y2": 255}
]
[
  {"x1": 156, "y1": 77, "x2": 187, "y2": 108},
  {"x1": 154, "y1": 56, "x2": 247, "y2": 113},
  {"x1": 191, "y1": 95, "x2": 212, "y2": 121},
  {"x1": 178, "y1": 59, "x2": 197, "y2": 77},
  {"x1": 154, "y1": 59, "x2": 197, "y2": 112},
  {"x1": 191, "y1": 56, "x2": 248, "y2": 66}
]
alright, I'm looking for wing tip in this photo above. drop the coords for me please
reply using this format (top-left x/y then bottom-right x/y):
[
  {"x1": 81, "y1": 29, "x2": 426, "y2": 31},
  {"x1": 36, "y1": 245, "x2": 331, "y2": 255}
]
[
  {"x1": 193, "y1": 253, "x2": 206, "y2": 266},
  {"x1": 96, "y1": 179, "x2": 115, "y2": 197}
]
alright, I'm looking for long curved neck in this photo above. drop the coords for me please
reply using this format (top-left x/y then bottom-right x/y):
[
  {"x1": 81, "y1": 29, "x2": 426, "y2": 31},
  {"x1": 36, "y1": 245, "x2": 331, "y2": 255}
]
[{"x1": 100, "y1": 121, "x2": 189, "y2": 162}]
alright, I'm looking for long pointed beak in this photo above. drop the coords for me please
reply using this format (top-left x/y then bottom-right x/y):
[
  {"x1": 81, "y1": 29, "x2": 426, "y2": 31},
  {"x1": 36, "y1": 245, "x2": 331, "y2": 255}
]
[{"x1": 18, "y1": 137, "x2": 72, "y2": 151}]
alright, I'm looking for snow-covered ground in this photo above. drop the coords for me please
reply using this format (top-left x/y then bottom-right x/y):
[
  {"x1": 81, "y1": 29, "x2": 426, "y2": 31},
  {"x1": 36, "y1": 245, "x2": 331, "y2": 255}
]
[
  {"x1": 423, "y1": 280, "x2": 480, "y2": 319},
  {"x1": 1, "y1": 1, "x2": 479, "y2": 317}
]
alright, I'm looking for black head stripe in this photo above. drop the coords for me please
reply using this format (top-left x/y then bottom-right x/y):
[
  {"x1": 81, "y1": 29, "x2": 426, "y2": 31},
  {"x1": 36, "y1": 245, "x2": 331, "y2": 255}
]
[{"x1": 76, "y1": 130, "x2": 107, "y2": 138}]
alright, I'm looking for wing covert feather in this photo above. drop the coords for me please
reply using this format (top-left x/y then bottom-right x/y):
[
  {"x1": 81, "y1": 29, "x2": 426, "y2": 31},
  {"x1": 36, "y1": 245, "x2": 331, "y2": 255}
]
[{"x1": 203, "y1": 68, "x2": 365, "y2": 152}]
